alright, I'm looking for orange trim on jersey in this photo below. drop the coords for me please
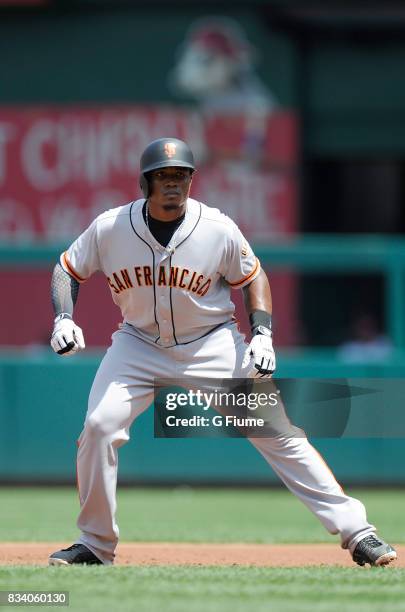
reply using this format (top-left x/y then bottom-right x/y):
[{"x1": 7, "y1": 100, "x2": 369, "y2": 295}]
[
  {"x1": 62, "y1": 251, "x2": 87, "y2": 283},
  {"x1": 228, "y1": 258, "x2": 260, "y2": 288}
]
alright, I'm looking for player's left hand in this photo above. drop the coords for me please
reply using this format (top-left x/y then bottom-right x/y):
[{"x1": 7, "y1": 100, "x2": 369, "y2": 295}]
[{"x1": 242, "y1": 326, "x2": 276, "y2": 378}]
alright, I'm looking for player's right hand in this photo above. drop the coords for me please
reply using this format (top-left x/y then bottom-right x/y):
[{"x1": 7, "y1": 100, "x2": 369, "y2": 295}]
[{"x1": 50, "y1": 314, "x2": 85, "y2": 357}]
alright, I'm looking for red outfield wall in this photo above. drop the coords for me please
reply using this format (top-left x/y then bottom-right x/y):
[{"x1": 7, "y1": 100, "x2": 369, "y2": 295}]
[{"x1": 0, "y1": 107, "x2": 298, "y2": 346}]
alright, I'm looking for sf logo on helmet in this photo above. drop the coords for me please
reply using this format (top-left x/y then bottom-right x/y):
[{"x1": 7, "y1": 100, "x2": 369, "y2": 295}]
[{"x1": 164, "y1": 142, "x2": 177, "y2": 158}]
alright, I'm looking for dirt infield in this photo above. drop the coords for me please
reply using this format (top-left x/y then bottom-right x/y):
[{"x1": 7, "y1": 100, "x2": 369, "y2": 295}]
[{"x1": 1, "y1": 543, "x2": 404, "y2": 567}]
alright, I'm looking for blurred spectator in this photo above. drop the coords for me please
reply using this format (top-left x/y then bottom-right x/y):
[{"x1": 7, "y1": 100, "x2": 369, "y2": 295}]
[
  {"x1": 338, "y1": 313, "x2": 393, "y2": 362},
  {"x1": 172, "y1": 16, "x2": 277, "y2": 114},
  {"x1": 171, "y1": 16, "x2": 278, "y2": 163}
]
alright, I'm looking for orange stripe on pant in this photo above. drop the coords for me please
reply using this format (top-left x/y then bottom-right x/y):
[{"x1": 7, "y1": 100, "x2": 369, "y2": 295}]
[{"x1": 309, "y1": 442, "x2": 345, "y2": 495}]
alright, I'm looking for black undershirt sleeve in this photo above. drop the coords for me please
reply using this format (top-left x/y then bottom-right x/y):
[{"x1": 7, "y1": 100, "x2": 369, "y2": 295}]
[{"x1": 51, "y1": 262, "x2": 80, "y2": 317}]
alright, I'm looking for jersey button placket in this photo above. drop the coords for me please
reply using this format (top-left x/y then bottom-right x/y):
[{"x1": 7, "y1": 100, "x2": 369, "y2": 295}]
[
  {"x1": 155, "y1": 258, "x2": 172, "y2": 346},
  {"x1": 159, "y1": 294, "x2": 170, "y2": 345}
]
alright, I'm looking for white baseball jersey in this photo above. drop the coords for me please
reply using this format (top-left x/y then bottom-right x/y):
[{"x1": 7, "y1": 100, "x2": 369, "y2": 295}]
[
  {"x1": 60, "y1": 198, "x2": 261, "y2": 347},
  {"x1": 57, "y1": 197, "x2": 376, "y2": 566}
]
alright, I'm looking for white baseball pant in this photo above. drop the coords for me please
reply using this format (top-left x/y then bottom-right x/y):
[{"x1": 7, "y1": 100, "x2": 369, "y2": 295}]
[{"x1": 75, "y1": 322, "x2": 375, "y2": 564}]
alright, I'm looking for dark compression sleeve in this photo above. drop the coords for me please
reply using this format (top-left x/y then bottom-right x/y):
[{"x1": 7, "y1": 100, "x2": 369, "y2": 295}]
[
  {"x1": 249, "y1": 309, "x2": 272, "y2": 334},
  {"x1": 51, "y1": 262, "x2": 80, "y2": 317}
]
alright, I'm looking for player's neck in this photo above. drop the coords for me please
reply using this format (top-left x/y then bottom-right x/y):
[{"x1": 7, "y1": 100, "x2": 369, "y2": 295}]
[{"x1": 147, "y1": 200, "x2": 187, "y2": 222}]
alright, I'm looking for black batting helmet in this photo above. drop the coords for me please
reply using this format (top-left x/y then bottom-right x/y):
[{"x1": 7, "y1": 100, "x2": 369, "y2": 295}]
[{"x1": 139, "y1": 137, "x2": 195, "y2": 197}]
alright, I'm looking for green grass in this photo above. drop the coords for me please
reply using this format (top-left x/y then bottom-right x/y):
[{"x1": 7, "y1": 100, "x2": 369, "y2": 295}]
[
  {"x1": 0, "y1": 487, "x2": 404, "y2": 544},
  {"x1": 1, "y1": 566, "x2": 405, "y2": 612},
  {"x1": 1, "y1": 487, "x2": 404, "y2": 612}
]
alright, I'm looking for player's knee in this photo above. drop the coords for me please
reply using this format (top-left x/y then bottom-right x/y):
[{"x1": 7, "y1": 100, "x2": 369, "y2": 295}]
[{"x1": 84, "y1": 413, "x2": 113, "y2": 439}]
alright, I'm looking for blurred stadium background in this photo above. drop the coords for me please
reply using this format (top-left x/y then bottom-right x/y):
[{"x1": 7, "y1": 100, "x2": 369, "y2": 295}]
[{"x1": 1, "y1": 0, "x2": 405, "y2": 485}]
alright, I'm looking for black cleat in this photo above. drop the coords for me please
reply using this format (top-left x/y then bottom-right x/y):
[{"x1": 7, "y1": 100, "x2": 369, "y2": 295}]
[
  {"x1": 49, "y1": 543, "x2": 103, "y2": 566},
  {"x1": 352, "y1": 535, "x2": 397, "y2": 567}
]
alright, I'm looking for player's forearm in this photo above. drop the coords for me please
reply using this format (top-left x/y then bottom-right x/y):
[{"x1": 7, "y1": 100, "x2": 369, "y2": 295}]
[
  {"x1": 51, "y1": 262, "x2": 80, "y2": 317},
  {"x1": 243, "y1": 269, "x2": 272, "y2": 331}
]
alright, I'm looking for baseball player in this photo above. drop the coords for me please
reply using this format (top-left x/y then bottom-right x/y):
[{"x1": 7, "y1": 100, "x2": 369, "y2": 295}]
[{"x1": 48, "y1": 138, "x2": 396, "y2": 567}]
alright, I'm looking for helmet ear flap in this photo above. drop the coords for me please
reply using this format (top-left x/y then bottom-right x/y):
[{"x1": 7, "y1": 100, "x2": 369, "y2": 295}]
[{"x1": 140, "y1": 173, "x2": 150, "y2": 197}]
